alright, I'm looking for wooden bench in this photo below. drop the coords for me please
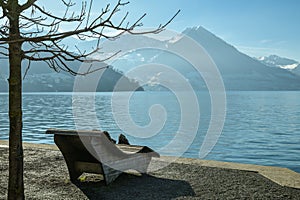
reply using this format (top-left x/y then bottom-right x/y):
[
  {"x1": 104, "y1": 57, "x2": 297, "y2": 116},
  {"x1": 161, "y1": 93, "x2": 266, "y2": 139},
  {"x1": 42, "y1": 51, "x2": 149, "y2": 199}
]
[{"x1": 46, "y1": 129, "x2": 159, "y2": 185}]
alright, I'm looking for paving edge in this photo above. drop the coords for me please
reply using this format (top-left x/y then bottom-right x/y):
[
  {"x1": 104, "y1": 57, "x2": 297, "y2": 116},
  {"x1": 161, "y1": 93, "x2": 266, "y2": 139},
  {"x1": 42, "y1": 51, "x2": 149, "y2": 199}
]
[
  {"x1": 0, "y1": 140, "x2": 299, "y2": 189},
  {"x1": 161, "y1": 156, "x2": 300, "y2": 189}
]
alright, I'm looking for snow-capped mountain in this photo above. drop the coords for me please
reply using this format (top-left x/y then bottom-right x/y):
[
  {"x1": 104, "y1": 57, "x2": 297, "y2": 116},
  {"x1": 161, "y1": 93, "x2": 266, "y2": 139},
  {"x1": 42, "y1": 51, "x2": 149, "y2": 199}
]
[
  {"x1": 103, "y1": 26, "x2": 300, "y2": 91},
  {"x1": 181, "y1": 27, "x2": 300, "y2": 90},
  {"x1": 257, "y1": 55, "x2": 300, "y2": 76}
]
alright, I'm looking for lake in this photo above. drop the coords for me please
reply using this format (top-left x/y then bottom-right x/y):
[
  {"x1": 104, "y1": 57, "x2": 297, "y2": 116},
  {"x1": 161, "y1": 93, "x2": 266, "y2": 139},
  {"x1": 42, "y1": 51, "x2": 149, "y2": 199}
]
[{"x1": 0, "y1": 91, "x2": 299, "y2": 173}]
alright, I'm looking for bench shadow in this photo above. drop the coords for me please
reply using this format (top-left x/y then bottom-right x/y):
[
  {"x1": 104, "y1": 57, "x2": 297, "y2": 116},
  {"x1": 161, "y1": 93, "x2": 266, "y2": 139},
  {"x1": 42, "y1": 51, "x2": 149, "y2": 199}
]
[{"x1": 74, "y1": 173, "x2": 195, "y2": 200}]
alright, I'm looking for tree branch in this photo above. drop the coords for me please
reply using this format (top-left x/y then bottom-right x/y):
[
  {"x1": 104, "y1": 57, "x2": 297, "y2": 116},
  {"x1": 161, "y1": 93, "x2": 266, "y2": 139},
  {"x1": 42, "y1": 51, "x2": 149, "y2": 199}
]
[
  {"x1": 32, "y1": 2, "x2": 86, "y2": 22},
  {"x1": 20, "y1": 0, "x2": 37, "y2": 11},
  {"x1": 1, "y1": 0, "x2": 180, "y2": 76}
]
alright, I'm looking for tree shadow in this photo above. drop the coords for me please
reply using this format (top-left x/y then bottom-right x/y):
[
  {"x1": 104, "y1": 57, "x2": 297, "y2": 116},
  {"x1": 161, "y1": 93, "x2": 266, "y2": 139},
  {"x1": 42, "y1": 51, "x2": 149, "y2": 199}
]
[{"x1": 74, "y1": 173, "x2": 195, "y2": 200}]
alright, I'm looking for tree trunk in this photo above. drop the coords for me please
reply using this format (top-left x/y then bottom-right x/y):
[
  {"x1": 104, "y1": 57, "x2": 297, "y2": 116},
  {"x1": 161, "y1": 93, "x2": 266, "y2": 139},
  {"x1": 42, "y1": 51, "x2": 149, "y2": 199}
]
[
  {"x1": 7, "y1": 1, "x2": 24, "y2": 199},
  {"x1": 8, "y1": 44, "x2": 24, "y2": 200}
]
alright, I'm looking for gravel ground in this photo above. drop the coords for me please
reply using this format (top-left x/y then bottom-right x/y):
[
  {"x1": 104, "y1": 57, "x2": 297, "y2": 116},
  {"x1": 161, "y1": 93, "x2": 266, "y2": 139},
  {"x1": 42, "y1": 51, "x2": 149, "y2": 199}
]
[{"x1": 0, "y1": 147, "x2": 300, "y2": 200}]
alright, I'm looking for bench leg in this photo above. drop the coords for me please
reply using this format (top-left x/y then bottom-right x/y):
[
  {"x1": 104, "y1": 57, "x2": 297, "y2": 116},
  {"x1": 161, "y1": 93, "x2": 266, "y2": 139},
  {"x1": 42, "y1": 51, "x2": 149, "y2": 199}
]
[
  {"x1": 54, "y1": 135, "x2": 83, "y2": 182},
  {"x1": 65, "y1": 160, "x2": 82, "y2": 183},
  {"x1": 102, "y1": 164, "x2": 123, "y2": 185}
]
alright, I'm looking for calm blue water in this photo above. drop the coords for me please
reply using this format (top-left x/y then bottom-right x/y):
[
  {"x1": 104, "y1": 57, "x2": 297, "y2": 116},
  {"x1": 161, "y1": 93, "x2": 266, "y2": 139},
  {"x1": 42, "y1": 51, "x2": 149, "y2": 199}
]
[{"x1": 0, "y1": 91, "x2": 299, "y2": 173}]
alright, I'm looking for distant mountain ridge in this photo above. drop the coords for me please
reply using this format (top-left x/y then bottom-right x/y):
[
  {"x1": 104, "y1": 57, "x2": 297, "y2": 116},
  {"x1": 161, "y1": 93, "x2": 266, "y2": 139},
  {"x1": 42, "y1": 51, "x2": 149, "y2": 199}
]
[
  {"x1": 256, "y1": 55, "x2": 300, "y2": 76},
  {"x1": 100, "y1": 26, "x2": 300, "y2": 91},
  {"x1": 0, "y1": 66, "x2": 144, "y2": 92},
  {"x1": 180, "y1": 27, "x2": 300, "y2": 90},
  {"x1": 1, "y1": 26, "x2": 300, "y2": 92}
]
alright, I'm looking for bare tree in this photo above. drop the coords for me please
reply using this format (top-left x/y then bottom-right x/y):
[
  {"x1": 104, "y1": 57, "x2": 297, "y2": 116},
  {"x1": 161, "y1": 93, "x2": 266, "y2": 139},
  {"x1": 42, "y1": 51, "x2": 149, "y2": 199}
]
[{"x1": 0, "y1": 0, "x2": 179, "y2": 199}]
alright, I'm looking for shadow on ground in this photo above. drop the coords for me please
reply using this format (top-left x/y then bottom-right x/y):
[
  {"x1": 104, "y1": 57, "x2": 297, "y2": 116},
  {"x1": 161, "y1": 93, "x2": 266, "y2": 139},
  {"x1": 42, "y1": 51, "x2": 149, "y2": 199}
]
[{"x1": 74, "y1": 173, "x2": 195, "y2": 200}]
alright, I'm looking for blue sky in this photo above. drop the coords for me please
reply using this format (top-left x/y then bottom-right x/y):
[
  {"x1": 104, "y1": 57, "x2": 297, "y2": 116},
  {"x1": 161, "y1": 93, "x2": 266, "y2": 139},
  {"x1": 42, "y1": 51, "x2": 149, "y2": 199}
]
[
  {"x1": 41, "y1": 0, "x2": 300, "y2": 61},
  {"x1": 125, "y1": 0, "x2": 300, "y2": 61}
]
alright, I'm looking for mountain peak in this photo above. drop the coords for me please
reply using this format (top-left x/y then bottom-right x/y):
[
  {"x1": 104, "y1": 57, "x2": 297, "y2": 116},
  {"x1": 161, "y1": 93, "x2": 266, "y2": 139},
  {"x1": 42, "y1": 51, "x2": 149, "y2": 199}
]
[
  {"x1": 257, "y1": 55, "x2": 299, "y2": 70},
  {"x1": 257, "y1": 55, "x2": 299, "y2": 74},
  {"x1": 187, "y1": 26, "x2": 206, "y2": 32},
  {"x1": 183, "y1": 25, "x2": 215, "y2": 36},
  {"x1": 182, "y1": 25, "x2": 237, "y2": 53}
]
